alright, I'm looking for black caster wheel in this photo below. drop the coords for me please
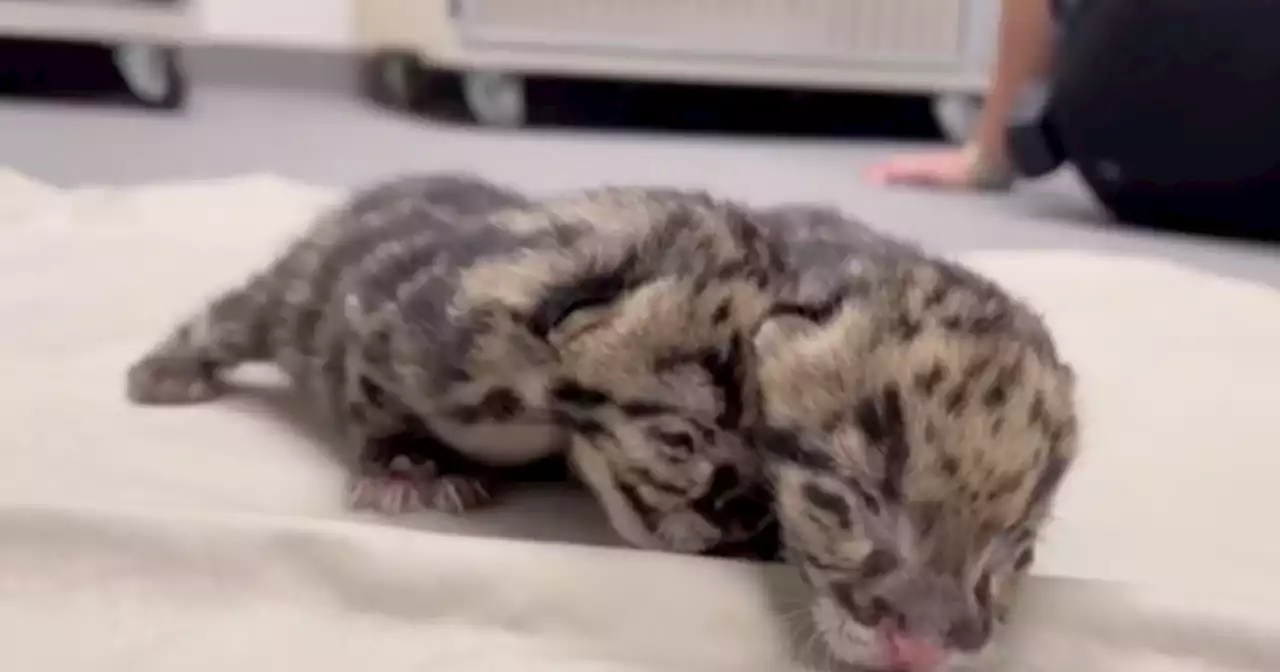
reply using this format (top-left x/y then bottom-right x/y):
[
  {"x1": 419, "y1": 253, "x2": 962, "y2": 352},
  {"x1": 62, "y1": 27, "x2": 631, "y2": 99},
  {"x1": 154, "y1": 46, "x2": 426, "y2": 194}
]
[
  {"x1": 931, "y1": 92, "x2": 983, "y2": 143},
  {"x1": 363, "y1": 50, "x2": 434, "y2": 111},
  {"x1": 461, "y1": 70, "x2": 527, "y2": 128},
  {"x1": 112, "y1": 43, "x2": 186, "y2": 110}
]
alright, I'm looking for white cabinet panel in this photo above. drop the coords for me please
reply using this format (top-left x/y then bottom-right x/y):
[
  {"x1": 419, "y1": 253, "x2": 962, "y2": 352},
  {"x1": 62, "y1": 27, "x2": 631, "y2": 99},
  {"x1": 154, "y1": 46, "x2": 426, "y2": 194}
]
[
  {"x1": 0, "y1": 0, "x2": 192, "y2": 42},
  {"x1": 195, "y1": 0, "x2": 355, "y2": 49}
]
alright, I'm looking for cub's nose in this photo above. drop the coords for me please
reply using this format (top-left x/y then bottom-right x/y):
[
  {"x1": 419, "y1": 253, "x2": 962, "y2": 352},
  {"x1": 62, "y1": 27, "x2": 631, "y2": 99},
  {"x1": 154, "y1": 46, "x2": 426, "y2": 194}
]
[{"x1": 881, "y1": 631, "x2": 942, "y2": 671}]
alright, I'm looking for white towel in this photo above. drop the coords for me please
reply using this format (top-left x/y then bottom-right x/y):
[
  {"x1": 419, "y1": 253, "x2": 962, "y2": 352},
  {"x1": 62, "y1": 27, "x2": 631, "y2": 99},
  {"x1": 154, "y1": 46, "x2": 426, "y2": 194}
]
[{"x1": 2, "y1": 173, "x2": 1277, "y2": 672}]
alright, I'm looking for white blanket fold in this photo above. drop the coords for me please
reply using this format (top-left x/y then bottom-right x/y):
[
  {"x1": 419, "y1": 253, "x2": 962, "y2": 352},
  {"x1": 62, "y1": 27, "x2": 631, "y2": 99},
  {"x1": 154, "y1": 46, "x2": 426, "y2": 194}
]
[{"x1": 2, "y1": 171, "x2": 1278, "y2": 672}]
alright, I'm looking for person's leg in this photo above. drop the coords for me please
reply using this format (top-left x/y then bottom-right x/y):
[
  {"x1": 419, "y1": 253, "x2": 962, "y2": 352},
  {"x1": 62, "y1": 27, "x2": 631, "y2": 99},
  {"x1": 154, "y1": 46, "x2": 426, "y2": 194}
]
[{"x1": 866, "y1": 0, "x2": 1055, "y2": 190}]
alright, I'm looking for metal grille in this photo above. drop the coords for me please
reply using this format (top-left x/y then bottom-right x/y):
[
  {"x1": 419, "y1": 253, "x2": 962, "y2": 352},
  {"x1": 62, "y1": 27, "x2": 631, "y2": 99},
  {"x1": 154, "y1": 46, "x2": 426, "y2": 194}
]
[{"x1": 454, "y1": 0, "x2": 968, "y2": 66}]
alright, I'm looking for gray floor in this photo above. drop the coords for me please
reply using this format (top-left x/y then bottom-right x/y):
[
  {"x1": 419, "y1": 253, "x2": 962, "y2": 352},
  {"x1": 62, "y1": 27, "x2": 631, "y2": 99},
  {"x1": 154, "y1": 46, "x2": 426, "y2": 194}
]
[{"x1": 2, "y1": 74, "x2": 1277, "y2": 288}]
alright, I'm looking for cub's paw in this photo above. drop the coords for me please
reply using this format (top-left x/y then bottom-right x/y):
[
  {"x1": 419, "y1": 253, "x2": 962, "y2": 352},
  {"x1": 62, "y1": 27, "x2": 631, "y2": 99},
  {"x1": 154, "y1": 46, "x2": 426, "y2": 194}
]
[
  {"x1": 348, "y1": 457, "x2": 493, "y2": 516},
  {"x1": 126, "y1": 356, "x2": 222, "y2": 405},
  {"x1": 654, "y1": 510, "x2": 723, "y2": 554},
  {"x1": 424, "y1": 473, "x2": 494, "y2": 514}
]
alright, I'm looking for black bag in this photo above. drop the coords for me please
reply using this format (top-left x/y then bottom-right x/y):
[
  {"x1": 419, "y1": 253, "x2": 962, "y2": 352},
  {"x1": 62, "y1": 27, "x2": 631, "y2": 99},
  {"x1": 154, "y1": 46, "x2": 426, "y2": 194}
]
[{"x1": 1007, "y1": 0, "x2": 1280, "y2": 241}]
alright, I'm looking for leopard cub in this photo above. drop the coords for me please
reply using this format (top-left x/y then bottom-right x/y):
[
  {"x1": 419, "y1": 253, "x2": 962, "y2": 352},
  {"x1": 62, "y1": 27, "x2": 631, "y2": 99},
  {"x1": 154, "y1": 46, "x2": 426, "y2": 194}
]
[
  {"x1": 752, "y1": 204, "x2": 1080, "y2": 672},
  {"x1": 127, "y1": 172, "x2": 785, "y2": 557}
]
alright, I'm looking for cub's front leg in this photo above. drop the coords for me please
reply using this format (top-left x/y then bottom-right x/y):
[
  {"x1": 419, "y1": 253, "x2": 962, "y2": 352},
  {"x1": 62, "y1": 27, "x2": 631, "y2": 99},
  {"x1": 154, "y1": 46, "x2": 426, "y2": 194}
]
[
  {"x1": 337, "y1": 355, "x2": 497, "y2": 517},
  {"x1": 567, "y1": 429, "x2": 780, "y2": 561},
  {"x1": 346, "y1": 424, "x2": 496, "y2": 516}
]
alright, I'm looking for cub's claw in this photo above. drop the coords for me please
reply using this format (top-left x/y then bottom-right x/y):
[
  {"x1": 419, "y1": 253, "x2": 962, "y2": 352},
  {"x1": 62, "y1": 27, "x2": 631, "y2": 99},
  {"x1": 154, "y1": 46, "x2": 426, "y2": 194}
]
[{"x1": 348, "y1": 456, "x2": 493, "y2": 516}]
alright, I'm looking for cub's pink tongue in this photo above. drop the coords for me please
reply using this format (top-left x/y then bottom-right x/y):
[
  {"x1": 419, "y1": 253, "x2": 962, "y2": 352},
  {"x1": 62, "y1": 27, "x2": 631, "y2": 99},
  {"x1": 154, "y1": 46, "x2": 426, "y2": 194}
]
[{"x1": 881, "y1": 631, "x2": 943, "y2": 671}]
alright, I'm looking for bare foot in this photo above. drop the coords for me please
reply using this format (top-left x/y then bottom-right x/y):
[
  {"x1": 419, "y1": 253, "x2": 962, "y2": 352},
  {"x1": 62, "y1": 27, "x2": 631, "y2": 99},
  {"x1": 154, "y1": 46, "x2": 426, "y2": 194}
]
[
  {"x1": 865, "y1": 146, "x2": 1015, "y2": 191},
  {"x1": 127, "y1": 356, "x2": 222, "y2": 404},
  {"x1": 348, "y1": 456, "x2": 493, "y2": 516}
]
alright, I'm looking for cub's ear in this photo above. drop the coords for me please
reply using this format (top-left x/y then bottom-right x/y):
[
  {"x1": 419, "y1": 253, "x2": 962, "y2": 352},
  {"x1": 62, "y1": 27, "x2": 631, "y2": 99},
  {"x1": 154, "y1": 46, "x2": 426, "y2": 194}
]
[
  {"x1": 546, "y1": 302, "x2": 618, "y2": 350},
  {"x1": 526, "y1": 253, "x2": 641, "y2": 341}
]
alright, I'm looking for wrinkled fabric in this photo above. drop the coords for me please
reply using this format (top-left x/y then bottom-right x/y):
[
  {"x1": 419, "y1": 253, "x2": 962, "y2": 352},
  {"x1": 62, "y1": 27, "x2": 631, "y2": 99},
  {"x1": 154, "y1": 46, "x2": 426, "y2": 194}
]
[{"x1": 1, "y1": 172, "x2": 1278, "y2": 672}]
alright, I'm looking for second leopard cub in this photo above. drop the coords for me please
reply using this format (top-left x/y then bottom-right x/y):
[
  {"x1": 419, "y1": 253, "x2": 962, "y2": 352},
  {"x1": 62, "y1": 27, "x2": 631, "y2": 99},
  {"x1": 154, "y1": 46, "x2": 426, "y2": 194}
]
[
  {"x1": 126, "y1": 173, "x2": 783, "y2": 557},
  {"x1": 756, "y1": 206, "x2": 1080, "y2": 672},
  {"x1": 555, "y1": 202, "x2": 1081, "y2": 670}
]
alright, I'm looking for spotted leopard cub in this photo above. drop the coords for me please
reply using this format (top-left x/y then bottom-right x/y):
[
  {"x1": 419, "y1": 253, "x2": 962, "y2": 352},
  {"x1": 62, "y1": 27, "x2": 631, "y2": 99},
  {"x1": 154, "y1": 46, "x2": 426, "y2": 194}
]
[
  {"x1": 126, "y1": 173, "x2": 782, "y2": 522},
  {"x1": 753, "y1": 207, "x2": 1080, "y2": 671},
  {"x1": 548, "y1": 261, "x2": 784, "y2": 559}
]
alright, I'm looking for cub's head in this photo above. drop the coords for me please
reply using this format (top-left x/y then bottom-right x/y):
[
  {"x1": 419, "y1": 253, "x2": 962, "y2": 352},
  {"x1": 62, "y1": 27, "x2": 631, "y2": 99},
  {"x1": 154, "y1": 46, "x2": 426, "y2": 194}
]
[
  {"x1": 756, "y1": 271, "x2": 1080, "y2": 671},
  {"x1": 522, "y1": 198, "x2": 787, "y2": 559},
  {"x1": 543, "y1": 273, "x2": 781, "y2": 558}
]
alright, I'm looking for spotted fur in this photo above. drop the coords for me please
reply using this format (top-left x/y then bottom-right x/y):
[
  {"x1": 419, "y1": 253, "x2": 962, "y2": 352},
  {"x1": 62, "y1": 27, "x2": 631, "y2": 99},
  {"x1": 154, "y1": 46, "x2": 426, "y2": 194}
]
[
  {"x1": 751, "y1": 205, "x2": 1081, "y2": 671},
  {"x1": 550, "y1": 264, "x2": 784, "y2": 558},
  {"x1": 126, "y1": 173, "x2": 783, "y2": 533}
]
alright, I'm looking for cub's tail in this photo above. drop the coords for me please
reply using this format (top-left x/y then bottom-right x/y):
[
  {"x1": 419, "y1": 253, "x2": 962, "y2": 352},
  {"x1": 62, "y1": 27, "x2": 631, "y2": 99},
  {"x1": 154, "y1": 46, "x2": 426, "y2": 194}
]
[{"x1": 126, "y1": 274, "x2": 276, "y2": 405}]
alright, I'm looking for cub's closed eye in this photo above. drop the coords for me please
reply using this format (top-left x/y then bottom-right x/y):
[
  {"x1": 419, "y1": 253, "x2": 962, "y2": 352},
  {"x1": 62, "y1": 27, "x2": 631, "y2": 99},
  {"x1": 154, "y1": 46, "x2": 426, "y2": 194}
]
[
  {"x1": 800, "y1": 482, "x2": 852, "y2": 529},
  {"x1": 974, "y1": 573, "x2": 993, "y2": 610},
  {"x1": 527, "y1": 266, "x2": 634, "y2": 337},
  {"x1": 647, "y1": 427, "x2": 694, "y2": 451},
  {"x1": 618, "y1": 401, "x2": 673, "y2": 417}
]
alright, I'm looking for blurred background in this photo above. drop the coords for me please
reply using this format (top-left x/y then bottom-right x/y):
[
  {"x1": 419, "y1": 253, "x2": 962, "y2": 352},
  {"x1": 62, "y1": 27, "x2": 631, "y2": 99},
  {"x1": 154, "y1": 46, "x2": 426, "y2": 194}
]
[
  {"x1": 0, "y1": 0, "x2": 999, "y2": 142},
  {"x1": 3, "y1": 0, "x2": 1276, "y2": 266}
]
